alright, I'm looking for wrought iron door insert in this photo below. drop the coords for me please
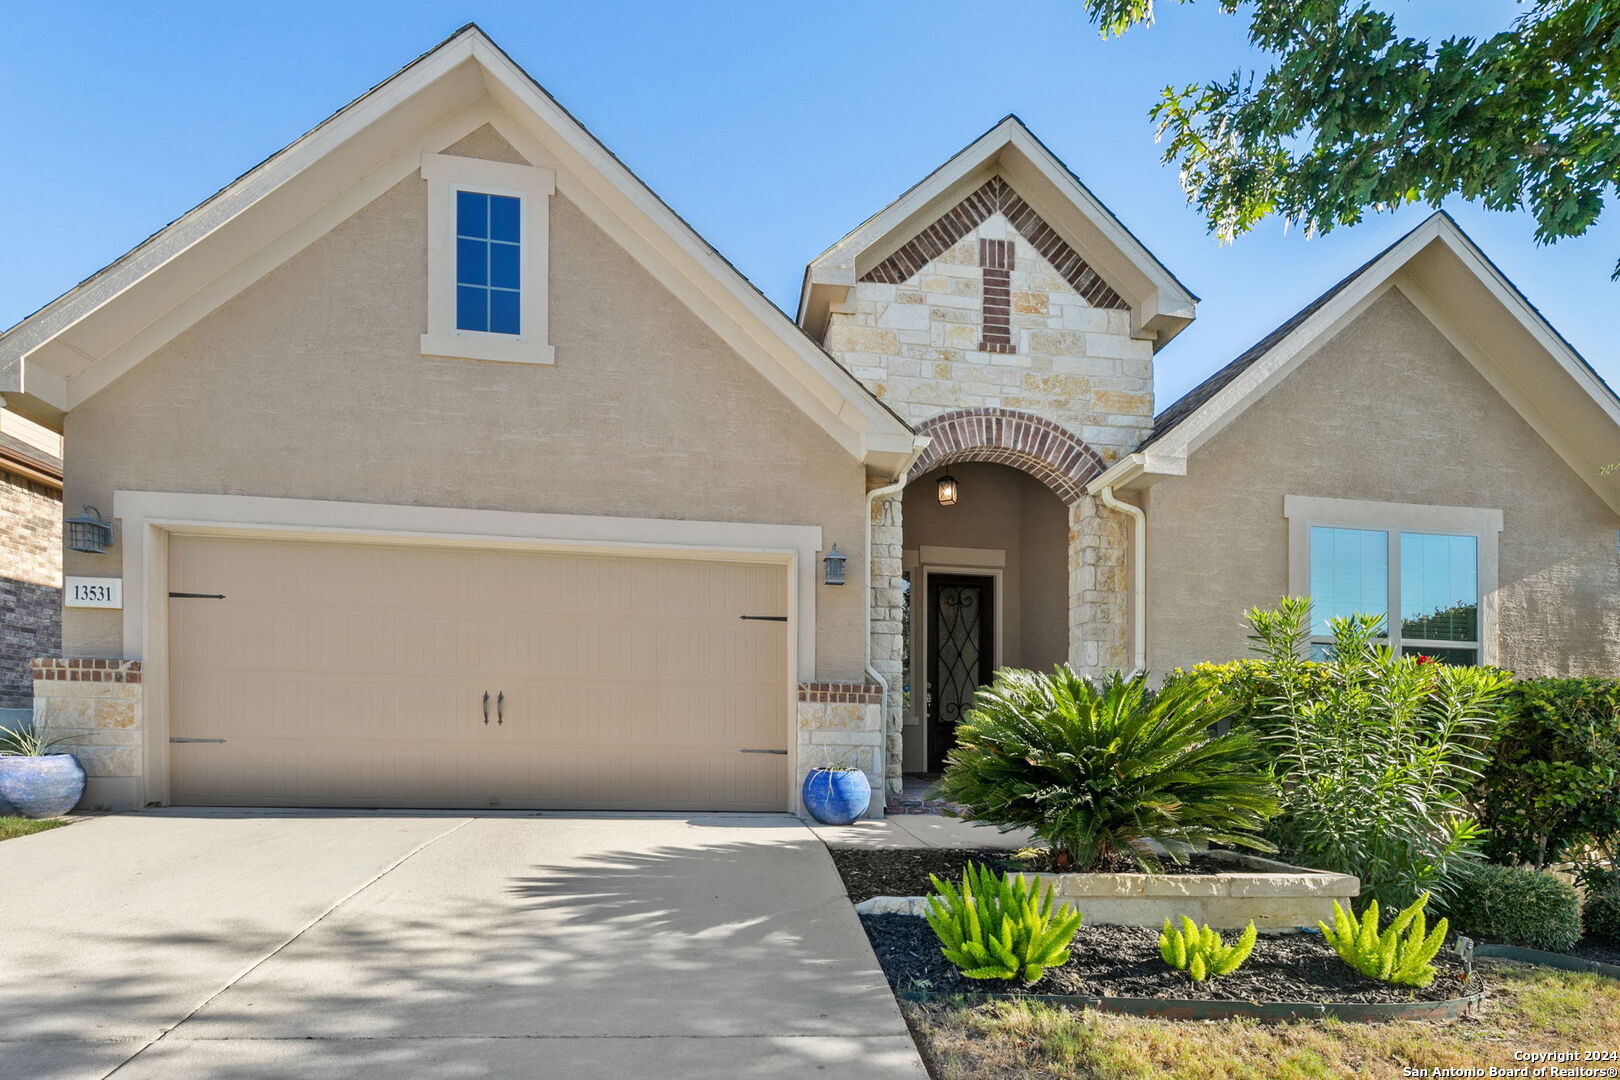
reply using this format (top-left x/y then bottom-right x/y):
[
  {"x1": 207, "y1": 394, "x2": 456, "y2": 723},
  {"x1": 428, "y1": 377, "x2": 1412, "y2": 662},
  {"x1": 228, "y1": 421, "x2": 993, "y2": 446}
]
[{"x1": 926, "y1": 574, "x2": 994, "y2": 771}]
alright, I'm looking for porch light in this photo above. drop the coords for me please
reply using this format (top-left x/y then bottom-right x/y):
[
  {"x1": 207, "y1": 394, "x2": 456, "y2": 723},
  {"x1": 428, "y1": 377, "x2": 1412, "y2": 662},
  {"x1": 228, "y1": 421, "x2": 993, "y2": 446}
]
[
  {"x1": 937, "y1": 474, "x2": 959, "y2": 506},
  {"x1": 65, "y1": 505, "x2": 114, "y2": 554},
  {"x1": 822, "y1": 543, "x2": 847, "y2": 586}
]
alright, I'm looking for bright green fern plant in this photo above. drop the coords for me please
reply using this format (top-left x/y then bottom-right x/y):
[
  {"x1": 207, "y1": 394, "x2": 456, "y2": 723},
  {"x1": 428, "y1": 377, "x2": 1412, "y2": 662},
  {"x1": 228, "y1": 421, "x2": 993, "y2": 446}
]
[
  {"x1": 924, "y1": 862, "x2": 1083, "y2": 983},
  {"x1": 934, "y1": 668, "x2": 1280, "y2": 871},
  {"x1": 1158, "y1": 916, "x2": 1258, "y2": 981},
  {"x1": 1319, "y1": 892, "x2": 1449, "y2": 988}
]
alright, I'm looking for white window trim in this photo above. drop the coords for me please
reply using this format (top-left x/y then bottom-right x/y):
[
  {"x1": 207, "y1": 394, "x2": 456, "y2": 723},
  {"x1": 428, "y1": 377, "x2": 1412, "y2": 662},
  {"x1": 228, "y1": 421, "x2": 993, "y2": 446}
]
[
  {"x1": 1283, "y1": 495, "x2": 1503, "y2": 665},
  {"x1": 420, "y1": 152, "x2": 556, "y2": 365}
]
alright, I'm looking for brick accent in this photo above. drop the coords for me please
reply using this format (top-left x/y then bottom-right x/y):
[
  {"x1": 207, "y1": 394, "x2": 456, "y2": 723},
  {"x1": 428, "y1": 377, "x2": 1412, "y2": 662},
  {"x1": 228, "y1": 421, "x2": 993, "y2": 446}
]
[
  {"x1": 908, "y1": 408, "x2": 1105, "y2": 504},
  {"x1": 798, "y1": 681, "x2": 883, "y2": 705},
  {"x1": 30, "y1": 658, "x2": 143, "y2": 684},
  {"x1": 979, "y1": 238, "x2": 1015, "y2": 354},
  {"x1": 861, "y1": 177, "x2": 1127, "y2": 310},
  {"x1": 2, "y1": 468, "x2": 62, "y2": 711}
]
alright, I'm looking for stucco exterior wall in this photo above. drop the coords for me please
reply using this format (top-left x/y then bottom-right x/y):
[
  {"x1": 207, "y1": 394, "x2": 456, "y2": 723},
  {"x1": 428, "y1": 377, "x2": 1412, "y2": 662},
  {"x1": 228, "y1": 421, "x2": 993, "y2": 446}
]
[
  {"x1": 1145, "y1": 287, "x2": 1620, "y2": 676},
  {"x1": 59, "y1": 125, "x2": 870, "y2": 680}
]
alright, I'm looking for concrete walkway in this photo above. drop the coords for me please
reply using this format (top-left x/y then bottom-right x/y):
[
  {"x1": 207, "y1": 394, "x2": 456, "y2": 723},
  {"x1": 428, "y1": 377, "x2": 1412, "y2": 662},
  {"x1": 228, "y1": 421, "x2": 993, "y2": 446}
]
[{"x1": 0, "y1": 810, "x2": 928, "y2": 1079}]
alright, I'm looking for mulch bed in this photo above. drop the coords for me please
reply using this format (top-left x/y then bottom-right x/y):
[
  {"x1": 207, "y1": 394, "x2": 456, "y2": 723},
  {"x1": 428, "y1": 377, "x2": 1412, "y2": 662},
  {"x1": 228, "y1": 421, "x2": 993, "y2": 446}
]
[
  {"x1": 860, "y1": 914, "x2": 1481, "y2": 1004},
  {"x1": 1570, "y1": 937, "x2": 1620, "y2": 966},
  {"x1": 830, "y1": 847, "x2": 1225, "y2": 903}
]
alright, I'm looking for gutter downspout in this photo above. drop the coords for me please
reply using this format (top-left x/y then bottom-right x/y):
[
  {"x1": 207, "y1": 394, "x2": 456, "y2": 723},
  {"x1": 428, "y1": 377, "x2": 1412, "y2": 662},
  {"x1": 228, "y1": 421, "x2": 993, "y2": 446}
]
[
  {"x1": 1097, "y1": 484, "x2": 1147, "y2": 675},
  {"x1": 864, "y1": 437, "x2": 930, "y2": 803}
]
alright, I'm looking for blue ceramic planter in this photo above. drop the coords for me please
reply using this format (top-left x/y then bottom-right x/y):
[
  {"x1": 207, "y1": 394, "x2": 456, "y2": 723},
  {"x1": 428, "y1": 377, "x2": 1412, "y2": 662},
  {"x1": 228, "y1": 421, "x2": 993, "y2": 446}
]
[
  {"x1": 802, "y1": 767, "x2": 871, "y2": 825},
  {"x1": 0, "y1": 754, "x2": 86, "y2": 818}
]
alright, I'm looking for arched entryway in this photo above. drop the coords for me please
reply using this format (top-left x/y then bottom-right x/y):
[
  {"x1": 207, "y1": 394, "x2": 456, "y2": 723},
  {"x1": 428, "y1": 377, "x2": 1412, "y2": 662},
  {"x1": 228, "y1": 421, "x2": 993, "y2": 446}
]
[{"x1": 869, "y1": 408, "x2": 1127, "y2": 795}]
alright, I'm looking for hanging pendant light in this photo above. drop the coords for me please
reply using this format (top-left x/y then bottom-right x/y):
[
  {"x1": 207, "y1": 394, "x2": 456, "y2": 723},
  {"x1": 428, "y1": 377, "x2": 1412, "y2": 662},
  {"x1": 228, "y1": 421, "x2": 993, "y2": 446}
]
[{"x1": 937, "y1": 474, "x2": 959, "y2": 506}]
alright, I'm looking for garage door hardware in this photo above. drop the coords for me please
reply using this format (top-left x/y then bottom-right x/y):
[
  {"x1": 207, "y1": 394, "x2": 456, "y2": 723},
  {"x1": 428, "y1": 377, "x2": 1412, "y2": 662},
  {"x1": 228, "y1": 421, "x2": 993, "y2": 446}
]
[
  {"x1": 169, "y1": 592, "x2": 227, "y2": 599},
  {"x1": 497, "y1": 690, "x2": 505, "y2": 725},
  {"x1": 739, "y1": 615, "x2": 788, "y2": 621},
  {"x1": 170, "y1": 737, "x2": 226, "y2": 743},
  {"x1": 739, "y1": 748, "x2": 788, "y2": 755},
  {"x1": 483, "y1": 691, "x2": 490, "y2": 725}
]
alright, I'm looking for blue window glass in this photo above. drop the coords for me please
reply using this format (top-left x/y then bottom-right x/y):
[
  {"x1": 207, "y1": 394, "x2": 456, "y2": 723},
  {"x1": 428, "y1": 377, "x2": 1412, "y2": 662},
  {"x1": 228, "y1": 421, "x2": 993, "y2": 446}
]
[
  {"x1": 1400, "y1": 533, "x2": 1478, "y2": 643},
  {"x1": 454, "y1": 191, "x2": 520, "y2": 335},
  {"x1": 1308, "y1": 526, "x2": 1387, "y2": 636}
]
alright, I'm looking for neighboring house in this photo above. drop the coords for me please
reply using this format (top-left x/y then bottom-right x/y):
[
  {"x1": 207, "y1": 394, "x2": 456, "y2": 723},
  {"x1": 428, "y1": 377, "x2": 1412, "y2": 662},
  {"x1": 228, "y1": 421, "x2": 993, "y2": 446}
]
[
  {"x1": 1, "y1": 26, "x2": 1615, "y2": 814},
  {"x1": 0, "y1": 408, "x2": 62, "y2": 729}
]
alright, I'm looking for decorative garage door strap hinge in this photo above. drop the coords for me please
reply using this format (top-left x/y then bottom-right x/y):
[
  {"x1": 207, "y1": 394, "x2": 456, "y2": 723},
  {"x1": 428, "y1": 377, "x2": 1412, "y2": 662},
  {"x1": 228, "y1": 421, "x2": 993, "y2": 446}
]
[
  {"x1": 169, "y1": 592, "x2": 226, "y2": 599},
  {"x1": 738, "y1": 615, "x2": 788, "y2": 621},
  {"x1": 739, "y1": 748, "x2": 788, "y2": 755},
  {"x1": 169, "y1": 738, "x2": 226, "y2": 743}
]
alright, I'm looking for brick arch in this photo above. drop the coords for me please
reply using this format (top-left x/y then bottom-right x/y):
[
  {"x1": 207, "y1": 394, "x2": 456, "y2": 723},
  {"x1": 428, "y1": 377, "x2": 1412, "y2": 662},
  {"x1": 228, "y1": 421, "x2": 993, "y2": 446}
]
[{"x1": 907, "y1": 408, "x2": 1104, "y2": 505}]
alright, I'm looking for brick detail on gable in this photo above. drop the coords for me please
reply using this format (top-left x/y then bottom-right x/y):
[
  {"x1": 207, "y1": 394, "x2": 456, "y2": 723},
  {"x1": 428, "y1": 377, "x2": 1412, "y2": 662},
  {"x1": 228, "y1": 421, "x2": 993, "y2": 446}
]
[
  {"x1": 978, "y1": 238, "x2": 1015, "y2": 353},
  {"x1": 909, "y1": 407, "x2": 1104, "y2": 504},
  {"x1": 859, "y1": 177, "x2": 1127, "y2": 310}
]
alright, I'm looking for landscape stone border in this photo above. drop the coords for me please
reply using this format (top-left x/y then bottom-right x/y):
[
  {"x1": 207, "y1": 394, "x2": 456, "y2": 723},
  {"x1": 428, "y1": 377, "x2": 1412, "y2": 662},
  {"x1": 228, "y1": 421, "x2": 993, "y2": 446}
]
[{"x1": 895, "y1": 987, "x2": 1485, "y2": 1023}]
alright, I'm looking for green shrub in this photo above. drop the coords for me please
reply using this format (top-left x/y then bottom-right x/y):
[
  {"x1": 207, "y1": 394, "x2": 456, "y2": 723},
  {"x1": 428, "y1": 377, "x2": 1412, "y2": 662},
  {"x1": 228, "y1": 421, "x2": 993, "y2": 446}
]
[
  {"x1": 1445, "y1": 863, "x2": 1583, "y2": 952},
  {"x1": 1476, "y1": 678, "x2": 1620, "y2": 870},
  {"x1": 1239, "y1": 598, "x2": 1507, "y2": 910},
  {"x1": 1158, "y1": 916, "x2": 1257, "y2": 981},
  {"x1": 1578, "y1": 865, "x2": 1620, "y2": 944},
  {"x1": 934, "y1": 668, "x2": 1279, "y2": 871},
  {"x1": 924, "y1": 863, "x2": 1083, "y2": 983},
  {"x1": 1320, "y1": 893, "x2": 1448, "y2": 987}
]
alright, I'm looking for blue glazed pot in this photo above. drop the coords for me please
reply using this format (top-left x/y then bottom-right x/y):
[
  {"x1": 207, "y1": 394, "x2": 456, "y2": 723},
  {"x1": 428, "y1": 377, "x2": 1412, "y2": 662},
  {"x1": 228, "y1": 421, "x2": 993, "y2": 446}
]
[
  {"x1": 802, "y1": 767, "x2": 871, "y2": 825},
  {"x1": 0, "y1": 754, "x2": 86, "y2": 818}
]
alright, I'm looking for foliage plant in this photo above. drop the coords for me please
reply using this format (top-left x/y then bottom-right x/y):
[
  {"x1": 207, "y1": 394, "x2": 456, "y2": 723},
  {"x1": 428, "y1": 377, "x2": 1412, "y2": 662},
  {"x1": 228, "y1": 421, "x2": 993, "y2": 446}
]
[
  {"x1": 1445, "y1": 863, "x2": 1584, "y2": 954},
  {"x1": 1582, "y1": 867, "x2": 1620, "y2": 945},
  {"x1": 1158, "y1": 916, "x2": 1257, "y2": 981},
  {"x1": 1475, "y1": 678, "x2": 1620, "y2": 871},
  {"x1": 1078, "y1": 1, "x2": 1620, "y2": 277},
  {"x1": 0, "y1": 722, "x2": 83, "y2": 757},
  {"x1": 934, "y1": 668, "x2": 1279, "y2": 872},
  {"x1": 1237, "y1": 598, "x2": 1507, "y2": 910},
  {"x1": 924, "y1": 863, "x2": 1084, "y2": 983},
  {"x1": 1320, "y1": 893, "x2": 1448, "y2": 988}
]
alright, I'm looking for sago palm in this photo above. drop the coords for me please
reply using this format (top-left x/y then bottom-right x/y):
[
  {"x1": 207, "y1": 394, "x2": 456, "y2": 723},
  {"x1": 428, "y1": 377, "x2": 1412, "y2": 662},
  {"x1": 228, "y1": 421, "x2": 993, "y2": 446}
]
[{"x1": 935, "y1": 668, "x2": 1279, "y2": 871}]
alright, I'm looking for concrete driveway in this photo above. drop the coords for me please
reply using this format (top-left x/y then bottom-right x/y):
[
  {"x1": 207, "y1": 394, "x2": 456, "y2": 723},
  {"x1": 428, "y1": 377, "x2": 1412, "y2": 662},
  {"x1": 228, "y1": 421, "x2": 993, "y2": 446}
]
[{"x1": 0, "y1": 810, "x2": 928, "y2": 1079}]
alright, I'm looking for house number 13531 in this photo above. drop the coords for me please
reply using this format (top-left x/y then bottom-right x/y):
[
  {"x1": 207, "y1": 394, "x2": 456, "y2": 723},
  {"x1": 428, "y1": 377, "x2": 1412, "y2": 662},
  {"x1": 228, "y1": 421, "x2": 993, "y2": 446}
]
[{"x1": 65, "y1": 577, "x2": 122, "y2": 609}]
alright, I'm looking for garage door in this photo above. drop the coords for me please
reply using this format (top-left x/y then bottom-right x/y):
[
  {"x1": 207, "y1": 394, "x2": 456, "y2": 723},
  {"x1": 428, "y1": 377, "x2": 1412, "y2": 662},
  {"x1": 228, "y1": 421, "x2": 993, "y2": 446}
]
[{"x1": 166, "y1": 535, "x2": 790, "y2": 810}]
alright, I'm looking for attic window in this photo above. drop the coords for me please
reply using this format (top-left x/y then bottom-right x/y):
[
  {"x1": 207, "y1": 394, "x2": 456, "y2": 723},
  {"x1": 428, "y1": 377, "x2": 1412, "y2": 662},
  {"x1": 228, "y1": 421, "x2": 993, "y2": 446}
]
[{"x1": 420, "y1": 152, "x2": 556, "y2": 365}]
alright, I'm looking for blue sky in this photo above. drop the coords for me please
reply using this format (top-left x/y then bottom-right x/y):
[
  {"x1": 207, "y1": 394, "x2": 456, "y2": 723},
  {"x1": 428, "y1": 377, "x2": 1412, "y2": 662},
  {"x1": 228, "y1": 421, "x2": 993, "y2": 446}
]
[{"x1": 3, "y1": 0, "x2": 1614, "y2": 409}]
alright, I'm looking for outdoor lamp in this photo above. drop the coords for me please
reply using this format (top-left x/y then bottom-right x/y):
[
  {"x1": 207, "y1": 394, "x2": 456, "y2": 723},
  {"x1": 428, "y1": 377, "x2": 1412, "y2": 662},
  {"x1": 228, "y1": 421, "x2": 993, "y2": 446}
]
[
  {"x1": 822, "y1": 543, "x2": 847, "y2": 586},
  {"x1": 937, "y1": 473, "x2": 959, "y2": 506},
  {"x1": 65, "y1": 505, "x2": 114, "y2": 554}
]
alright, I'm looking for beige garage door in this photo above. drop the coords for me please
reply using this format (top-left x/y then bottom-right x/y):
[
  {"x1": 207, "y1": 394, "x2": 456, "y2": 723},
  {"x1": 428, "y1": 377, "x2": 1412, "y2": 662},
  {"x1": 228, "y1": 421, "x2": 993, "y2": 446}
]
[{"x1": 167, "y1": 535, "x2": 790, "y2": 810}]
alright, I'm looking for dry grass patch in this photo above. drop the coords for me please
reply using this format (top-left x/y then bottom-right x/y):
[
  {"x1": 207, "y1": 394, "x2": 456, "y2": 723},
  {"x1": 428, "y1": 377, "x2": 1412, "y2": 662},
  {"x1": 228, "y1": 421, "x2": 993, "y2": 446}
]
[
  {"x1": 0, "y1": 816, "x2": 69, "y2": 842},
  {"x1": 903, "y1": 960, "x2": 1620, "y2": 1080}
]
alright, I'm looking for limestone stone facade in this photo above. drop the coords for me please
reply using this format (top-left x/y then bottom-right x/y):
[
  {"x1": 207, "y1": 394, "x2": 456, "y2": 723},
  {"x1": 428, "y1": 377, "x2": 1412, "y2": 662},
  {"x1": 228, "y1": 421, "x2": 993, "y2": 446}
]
[
  {"x1": 31, "y1": 658, "x2": 142, "y2": 809},
  {"x1": 797, "y1": 682, "x2": 884, "y2": 805},
  {"x1": 821, "y1": 180, "x2": 1148, "y2": 794}
]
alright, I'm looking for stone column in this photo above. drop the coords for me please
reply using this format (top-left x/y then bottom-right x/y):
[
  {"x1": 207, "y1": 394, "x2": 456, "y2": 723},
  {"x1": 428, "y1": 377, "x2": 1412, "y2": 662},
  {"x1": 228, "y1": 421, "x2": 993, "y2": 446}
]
[
  {"x1": 868, "y1": 494, "x2": 906, "y2": 795},
  {"x1": 1068, "y1": 494, "x2": 1131, "y2": 678}
]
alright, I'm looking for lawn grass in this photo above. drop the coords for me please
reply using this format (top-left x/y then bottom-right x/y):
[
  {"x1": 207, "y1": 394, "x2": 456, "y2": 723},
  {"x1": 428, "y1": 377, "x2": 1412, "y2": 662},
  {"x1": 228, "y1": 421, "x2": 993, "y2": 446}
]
[
  {"x1": 902, "y1": 960, "x2": 1620, "y2": 1080},
  {"x1": 0, "y1": 816, "x2": 69, "y2": 841}
]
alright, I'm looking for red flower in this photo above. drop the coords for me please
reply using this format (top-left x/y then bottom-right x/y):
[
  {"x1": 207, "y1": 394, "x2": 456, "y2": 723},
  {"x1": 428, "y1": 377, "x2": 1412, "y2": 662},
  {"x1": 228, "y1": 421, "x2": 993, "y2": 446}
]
[{"x1": 1414, "y1": 654, "x2": 1436, "y2": 666}]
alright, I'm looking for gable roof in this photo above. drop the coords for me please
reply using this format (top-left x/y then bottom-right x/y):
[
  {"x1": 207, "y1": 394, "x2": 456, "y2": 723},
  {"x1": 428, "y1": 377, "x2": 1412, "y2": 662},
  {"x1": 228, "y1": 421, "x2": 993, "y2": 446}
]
[
  {"x1": 798, "y1": 115, "x2": 1198, "y2": 348},
  {"x1": 1094, "y1": 212, "x2": 1620, "y2": 513},
  {"x1": 0, "y1": 24, "x2": 921, "y2": 477}
]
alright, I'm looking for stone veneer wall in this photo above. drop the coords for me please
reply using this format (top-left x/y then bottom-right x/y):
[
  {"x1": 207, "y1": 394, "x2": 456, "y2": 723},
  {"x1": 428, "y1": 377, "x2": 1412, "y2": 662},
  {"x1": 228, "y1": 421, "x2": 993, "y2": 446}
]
[
  {"x1": 31, "y1": 658, "x2": 142, "y2": 810},
  {"x1": 1, "y1": 468, "x2": 62, "y2": 714},
  {"x1": 797, "y1": 681, "x2": 884, "y2": 816},
  {"x1": 1072, "y1": 493, "x2": 1132, "y2": 675},
  {"x1": 867, "y1": 497, "x2": 906, "y2": 795}
]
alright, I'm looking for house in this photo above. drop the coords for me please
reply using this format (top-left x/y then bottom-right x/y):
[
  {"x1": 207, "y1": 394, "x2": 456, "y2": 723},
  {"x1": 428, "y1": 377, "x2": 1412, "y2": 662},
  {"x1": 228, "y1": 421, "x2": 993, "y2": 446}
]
[
  {"x1": 0, "y1": 407, "x2": 63, "y2": 729},
  {"x1": 2, "y1": 26, "x2": 1615, "y2": 814}
]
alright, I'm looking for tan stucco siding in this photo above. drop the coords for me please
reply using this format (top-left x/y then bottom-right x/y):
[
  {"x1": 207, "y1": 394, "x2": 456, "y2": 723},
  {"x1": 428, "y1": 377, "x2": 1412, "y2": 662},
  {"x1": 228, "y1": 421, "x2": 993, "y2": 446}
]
[
  {"x1": 62, "y1": 127, "x2": 869, "y2": 677},
  {"x1": 1145, "y1": 286, "x2": 1620, "y2": 677}
]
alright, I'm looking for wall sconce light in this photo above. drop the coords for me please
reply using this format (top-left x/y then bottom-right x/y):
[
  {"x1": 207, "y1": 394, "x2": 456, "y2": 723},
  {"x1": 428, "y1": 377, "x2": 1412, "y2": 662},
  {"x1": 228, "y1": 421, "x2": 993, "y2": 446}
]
[
  {"x1": 66, "y1": 505, "x2": 114, "y2": 554},
  {"x1": 822, "y1": 543, "x2": 846, "y2": 586},
  {"x1": 937, "y1": 474, "x2": 959, "y2": 506}
]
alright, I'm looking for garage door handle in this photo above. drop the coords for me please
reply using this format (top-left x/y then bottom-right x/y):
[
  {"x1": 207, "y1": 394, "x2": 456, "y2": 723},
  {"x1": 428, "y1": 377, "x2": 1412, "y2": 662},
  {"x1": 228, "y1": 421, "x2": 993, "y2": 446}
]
[
  {"x1": 483, "y1": 691, "x2": 490, "y2": 725},
  {"x1": 170, "y1": 737, "x2": 225, "y2": 743},
  {"x1": 497, "y1": 690, "x2": 504, "y2": 725},
  {"x1": 739, "y1": 615, "x2": 787, "y2": 622},
  {"x1": 739, "y1": 748, "x2": 788, "y2": 755}
]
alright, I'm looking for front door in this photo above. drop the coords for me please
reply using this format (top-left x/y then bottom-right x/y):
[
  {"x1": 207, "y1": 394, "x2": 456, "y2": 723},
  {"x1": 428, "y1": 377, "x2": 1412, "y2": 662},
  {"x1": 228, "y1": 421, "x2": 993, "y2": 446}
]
[{"x1": 926, "y1": 573, "x2": 995, "y2": 772}]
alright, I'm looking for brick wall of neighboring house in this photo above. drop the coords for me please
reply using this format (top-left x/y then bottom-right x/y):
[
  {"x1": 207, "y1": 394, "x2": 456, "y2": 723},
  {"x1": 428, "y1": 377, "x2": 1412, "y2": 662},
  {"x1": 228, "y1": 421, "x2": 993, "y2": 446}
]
[{"x1": 0, "y1": 429, "x2": 64, "y2": 715}]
